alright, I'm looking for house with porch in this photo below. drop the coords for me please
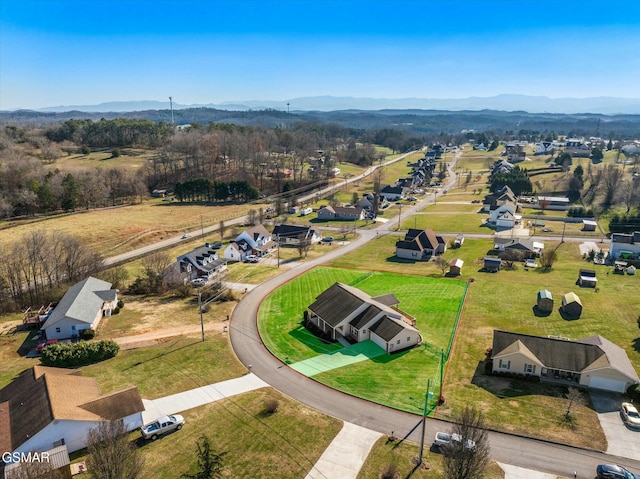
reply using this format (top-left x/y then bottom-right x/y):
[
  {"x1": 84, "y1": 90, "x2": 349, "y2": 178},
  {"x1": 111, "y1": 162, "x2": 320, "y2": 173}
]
[
  {"x1": 223, "y1": 225, "x2": 276, "y2": 262},
  {"x1": 395, "y1": 228, "x2": 446, "y2": 261},
  {"x1": 491, "y1": 330, "x2": 639, "y2": 393},
  {"x1": 177, "y1": 244, "x2": 227, "y2": 281},
  {"x1": 41, "y1": 277, "x2": 117, "y2": 341},
  {"x1": 306, "y1": 283, "x2": 422, "y2": 354},
  {"x1": 0, "y1": 366, "x2": 144, "y2": 461},
  {"x1": 609, "y1": 231, "x2": 640, "y2": 259}
]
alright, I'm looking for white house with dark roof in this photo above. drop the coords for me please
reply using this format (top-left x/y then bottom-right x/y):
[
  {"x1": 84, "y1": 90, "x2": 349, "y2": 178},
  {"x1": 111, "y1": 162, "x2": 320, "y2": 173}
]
[
  {"x1": 307, "y1": 283, "x2": 422, "y2": 354},
  {"x1": 272, "y1": 224, "x2": 321, "y2": 246},
  {"x1": 491, "y1": 330, "x2": 639, "y2": 393},
  {"x1": 395, "y1": 228, "x2": 446, "y2": 260},
  {"x1": 41, "y1": 277, "x2": 117, "y2": 340},
  {"x1": 223, "y1": 224, "x2": 276, "y2": 261},
  {"x1": 177, "y1": 244, "x2": 227, "y2": 280},
  {"x1": 609, "y1": 231, "x2": 640, "y2": 259},
  {"x1": 0, "y1": 366, "x2": 144, "y2": 458},
  {"x1": 379, "y1": 185, "x2": 405, "y2": 202}
]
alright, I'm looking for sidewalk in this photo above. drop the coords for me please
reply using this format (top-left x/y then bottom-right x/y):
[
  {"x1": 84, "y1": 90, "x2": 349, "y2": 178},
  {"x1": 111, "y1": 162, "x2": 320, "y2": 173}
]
[
  {"x1": 141, "y1": 373, "x2": 268, "y2": 423},
  {"x1": 304, "y1": 422, "x2": 382, "y2": 479},
  {"x1": 499, "y1": 463, "x2": 559, "y2": 479}
]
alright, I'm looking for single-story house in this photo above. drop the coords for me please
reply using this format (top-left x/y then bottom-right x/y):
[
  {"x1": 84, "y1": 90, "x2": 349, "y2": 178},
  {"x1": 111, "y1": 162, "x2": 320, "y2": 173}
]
[
  {"x1": 307, "y1": 283, "x2": 422, "y2": 354},
  {"x1": 449, "y1": 259, "x2": 463, "y2": 276},
  {"x1": 223, "y1": 225, "x2": 276, "y2": 261},
  {"x1": 484, "y1": 257, "x2": 501, "y2": 272},
  {"x1": 491, "y1": 330, "x2": 639, "y2": 393},
  {"x1": 41, "y1": 277, "x2": 117, "y2": 341},
  {"x1": 578, "y1": 269, "x2": 597, "y2": 288},
  {"x1": 317, "y1": 205, "x2": 365, "y2": 221},
  {"x1": 494, "y1": 238, "x2": 544, "y2": 258},
  {"x1": 272, "y1": 224, "x2": 321, "y2": 246},
  {"x1": 561, "y1": 292, "x2": 582, "y2": 317},
  {"x1": 395, "y1": 228, "x2": 446, "y2": 260},
  {"x1": 177, "y1": 245, "x2": 228, "y2": 281},
  {"x1": 536, "y1": 289, "x2": 554, "y2": 313},
  {"x1": 609, "y1": 231, "x2": 640, "y2": 259},
  {"x1": 0, "y1": 366, "x2": 144, "y2": 459},
  {"x1": 582, "y1": 219, "x2": 597, "y2": 232},
  {"x1": 379, "y1": 185, "x2": 405, "y2": 202}
]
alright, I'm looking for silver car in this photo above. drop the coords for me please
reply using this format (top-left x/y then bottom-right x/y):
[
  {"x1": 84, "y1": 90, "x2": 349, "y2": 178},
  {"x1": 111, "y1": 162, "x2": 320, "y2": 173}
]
[{"x1": 141, "y1": 414, "x2": 185, "y2": 440}]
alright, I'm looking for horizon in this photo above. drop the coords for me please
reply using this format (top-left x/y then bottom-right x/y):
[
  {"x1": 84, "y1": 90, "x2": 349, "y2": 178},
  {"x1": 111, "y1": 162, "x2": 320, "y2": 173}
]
[{"x1": 2, "y1": 0, "x2": 640, "y2": 111}]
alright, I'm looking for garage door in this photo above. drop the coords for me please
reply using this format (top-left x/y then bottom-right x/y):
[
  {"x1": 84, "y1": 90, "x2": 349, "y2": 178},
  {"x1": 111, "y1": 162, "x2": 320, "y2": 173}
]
[{"x1": 589, "y1": 376, "x2": 626, "y2": 393}]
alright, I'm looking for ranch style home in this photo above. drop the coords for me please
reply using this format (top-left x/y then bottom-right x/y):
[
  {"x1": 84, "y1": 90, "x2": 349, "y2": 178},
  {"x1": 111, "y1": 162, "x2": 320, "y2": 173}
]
[
  {"x1": 0, "y1": 366, "x2": 144, "y2": 460},
  {"x1": 41, "y1": 277, "x2": 117, "y2": 341},
  {"x1": 272, "y1": 224, "x2": 322, "y2": 246},
  {"x1": 395, "y1": 228, "x2": 446, "y2": 260},
  {"x1": 491, "y1": 330, "x2": 639, "y2": 393},
  {"x1": 306, "y1": 282, "x2": 422, "y2": 354},
  {"x1": 317, "y1": 205, "x2": 365, "y2": 221}
]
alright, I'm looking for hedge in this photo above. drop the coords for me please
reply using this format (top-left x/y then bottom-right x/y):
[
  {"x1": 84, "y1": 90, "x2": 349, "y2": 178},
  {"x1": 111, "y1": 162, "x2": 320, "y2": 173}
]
[{"x1": 40, "y1": 340, "x2": 120, "y2": 367}]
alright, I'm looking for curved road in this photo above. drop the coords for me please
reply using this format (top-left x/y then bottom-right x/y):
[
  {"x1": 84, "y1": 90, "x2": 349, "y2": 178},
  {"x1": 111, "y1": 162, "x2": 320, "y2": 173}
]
[{"x1": 228, "y1": 154, "x2": 640, "y2": 477}]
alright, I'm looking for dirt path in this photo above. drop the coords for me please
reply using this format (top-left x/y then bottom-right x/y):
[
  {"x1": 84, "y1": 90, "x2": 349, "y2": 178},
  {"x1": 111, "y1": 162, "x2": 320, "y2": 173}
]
[{"x1": 113, "y1": 322, "x2": 228, "y2": 350}]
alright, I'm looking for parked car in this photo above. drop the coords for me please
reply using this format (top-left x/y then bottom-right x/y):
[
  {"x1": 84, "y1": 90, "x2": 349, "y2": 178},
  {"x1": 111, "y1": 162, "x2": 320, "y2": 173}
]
[
  {"x1": 596, "y1": 464, "x2": 640, "y2": 479},
  {"x1": 210, "y1": 242, "x2": 223, "y2": 249},
  {"x1": 433, "y1": 431, "x2": 475, "y2": 451},
  {"x1": 141, "y1": 414, "x2": 185, "y2": 441},
  {"x1": 245, "y1": 255, "x2": 259, "y2": 263},
  {"x1": 181, "y1": 233, "x2": 192, "y2": 239},
  {"x1": 321, "y1": 236, "x2": 334, "y2": 243},
  {"x1": 36, "y1": 339, "x2": 59, "y2": 352},
  {"x1": 191, "y1": 278, "x2": 206, "y2": 287},
  {"x1": 620, "y1": 402, "x2": 640, "y2": 428}
]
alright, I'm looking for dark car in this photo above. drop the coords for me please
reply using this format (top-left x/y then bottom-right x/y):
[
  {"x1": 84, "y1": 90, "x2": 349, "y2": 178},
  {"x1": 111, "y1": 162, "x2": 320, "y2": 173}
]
[
  {"x1": 210, "y1": 242, "x2": 223, "y2": 249},
  {"x1": 596, "y1": 464, "x2": 640, "y2": 479}
]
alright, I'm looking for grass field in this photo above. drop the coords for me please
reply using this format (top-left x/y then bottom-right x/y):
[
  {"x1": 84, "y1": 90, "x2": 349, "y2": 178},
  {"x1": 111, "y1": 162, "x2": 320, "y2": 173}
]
[
  {"x1": 258, "y1": 266, "x2": 467, "y2": 414},
  {"x1": 401, "y1": 210, "x2": 489, "y2": 233},
  {"x1": 46, "y1": 148, "x2": 155, "y2": 172}
]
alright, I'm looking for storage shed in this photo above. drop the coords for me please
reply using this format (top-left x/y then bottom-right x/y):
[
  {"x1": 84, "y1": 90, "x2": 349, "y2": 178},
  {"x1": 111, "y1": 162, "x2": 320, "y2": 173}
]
[
  {"x1": 483, "y1": 257, "x2": 501, "y2": 272},
  {"x1": 561, "y1": 292, "x2": 582, "y2": 318},
  {"x1": 582, "y1": 219, "x2": 597, "y2": 231},
  {"x1": 578, "y1": 269, "x2": 597, "y2": 287},
  {"x1": 449, "y1": 258, "x2": 464, "y2": 276},
  {"x1": 536, "y1": 289, "x2": 554, "y2": 313}
]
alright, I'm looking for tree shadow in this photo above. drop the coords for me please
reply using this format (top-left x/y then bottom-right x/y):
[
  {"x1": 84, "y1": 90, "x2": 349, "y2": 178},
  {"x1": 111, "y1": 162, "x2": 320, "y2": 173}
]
[
  {"x1": 386, "y1": 256, "x2": 419, "y2": 264},
  {"x1": 558, "y1": 307, "x2": 581, "y2": 321},
  {"x1": 633, "y1": 337, "x2": 640, "y2": 354}
]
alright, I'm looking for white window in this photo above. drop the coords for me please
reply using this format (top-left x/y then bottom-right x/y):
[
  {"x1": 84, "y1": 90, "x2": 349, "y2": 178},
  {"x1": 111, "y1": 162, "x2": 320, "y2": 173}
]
[
  {"x1": 524, "y1": 364, "x2": 536, "y2": 374},
  {"x1": 498, "y1": 359, "x2": 510, "y2": 369}
]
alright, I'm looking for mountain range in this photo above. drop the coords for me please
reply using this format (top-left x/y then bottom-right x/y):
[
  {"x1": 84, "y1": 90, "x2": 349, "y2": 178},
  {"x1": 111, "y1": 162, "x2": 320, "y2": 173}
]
[{"x1": 29, "y1": 94, "x2": 640, "y2": 115}]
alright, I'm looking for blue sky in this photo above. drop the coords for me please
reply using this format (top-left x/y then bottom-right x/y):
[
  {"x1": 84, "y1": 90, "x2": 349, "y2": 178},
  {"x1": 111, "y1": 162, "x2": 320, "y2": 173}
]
[{"x1": 2, "y1": 0, "x2": 639, "y2": 110}]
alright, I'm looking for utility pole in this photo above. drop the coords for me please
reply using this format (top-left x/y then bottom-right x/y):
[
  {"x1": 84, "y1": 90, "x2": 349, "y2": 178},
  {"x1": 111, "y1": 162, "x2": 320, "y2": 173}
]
[
  {"x1": 198, "y1": 290, "x2": 205, "y2": 342},
  {"x1": 561, "y1": 219, "x2": 567, "y2": 243},
  {"x1": 418, "y1": 379, "x2": 431, "y2": 465},
  {"x1": 169, "y1": 96, "x2": 175, "y2": 128},
  {"x1": 397, "y1": 202, "x2": 402, "y2": 231},
  {"x1": 276, "y1": 235, "x2": 280, "y2": 268}
]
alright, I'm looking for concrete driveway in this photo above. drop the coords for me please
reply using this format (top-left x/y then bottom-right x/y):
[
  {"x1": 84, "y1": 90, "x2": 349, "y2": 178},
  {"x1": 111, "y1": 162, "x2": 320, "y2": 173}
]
[{"x1": 590, "y1": 391, "x2": 640, "y2": 460}]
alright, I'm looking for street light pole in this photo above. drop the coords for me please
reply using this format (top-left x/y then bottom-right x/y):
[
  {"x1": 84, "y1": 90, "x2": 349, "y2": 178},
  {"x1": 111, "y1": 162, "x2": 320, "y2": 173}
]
[{"x1": 418, "y1": 379, "x2": 431, "y2": 465}]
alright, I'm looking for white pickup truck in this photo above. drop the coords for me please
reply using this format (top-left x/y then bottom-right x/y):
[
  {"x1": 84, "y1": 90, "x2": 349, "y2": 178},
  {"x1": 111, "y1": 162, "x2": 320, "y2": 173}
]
[
  {"x1": 140, "y1": 414, "x2": 184, "y2": 440},
  {"x1": 433, "y1": 431, "x2": 476, "y2": 450}
]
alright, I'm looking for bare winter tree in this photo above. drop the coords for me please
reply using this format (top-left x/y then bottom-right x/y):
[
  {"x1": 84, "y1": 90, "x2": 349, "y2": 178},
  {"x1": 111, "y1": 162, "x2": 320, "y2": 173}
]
[
  {"x1": 441, "y1": 405, "x2": 490, "y2": 479},
  {"x1": 434, "y1": 256, "x2": 449, "y2": 275},
  {"x1": 563, "y1": 387, "x2": 587, "y2": 423},
  {"x1": 600, "y1": 163, "x2": 623, "y2": 208},
  {"x1": 86, "y1": 419, "x2": 144, "y2": 479}
]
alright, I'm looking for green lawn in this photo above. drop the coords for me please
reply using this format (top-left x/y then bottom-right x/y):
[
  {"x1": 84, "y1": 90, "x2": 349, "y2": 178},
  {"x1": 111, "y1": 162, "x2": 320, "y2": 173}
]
[
  {"x1": 258, "y1": 266, "x2": 467, "y2": 414},
  {"x1": 401, "y1": 211, "x2": 489, "y2": 233}
]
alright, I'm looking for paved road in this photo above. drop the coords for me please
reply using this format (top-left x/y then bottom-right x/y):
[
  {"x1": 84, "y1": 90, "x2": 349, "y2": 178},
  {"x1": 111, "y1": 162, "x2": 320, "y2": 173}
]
[{"x1": 228, "y1": 152, "x2": 640, "y2": 477}]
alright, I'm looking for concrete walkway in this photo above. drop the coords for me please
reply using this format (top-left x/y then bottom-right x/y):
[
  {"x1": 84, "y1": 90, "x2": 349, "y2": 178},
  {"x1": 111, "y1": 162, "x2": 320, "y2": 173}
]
[
  {"x1": 304, "y1": 422, "x2": 382, "y2": 479},
  {"x1": 498, "y1": 462, "x2": 560, "y2": 479},
  {"x1": 141, "y1": 373, "x2": 268, "y2": 423}
]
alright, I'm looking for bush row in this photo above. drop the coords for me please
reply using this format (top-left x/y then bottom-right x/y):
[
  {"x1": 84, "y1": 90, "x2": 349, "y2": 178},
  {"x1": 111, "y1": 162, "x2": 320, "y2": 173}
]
[
  {"x1": 567, "y1": 206, "x2": 594, "y2": 218},
  {"x1": 41, "y1": 340, "x2": 120, "y2": 367}
]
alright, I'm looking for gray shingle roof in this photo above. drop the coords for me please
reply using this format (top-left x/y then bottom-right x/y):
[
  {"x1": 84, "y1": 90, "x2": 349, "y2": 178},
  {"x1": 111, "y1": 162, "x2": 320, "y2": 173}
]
[
  {"x1": 370, "y1": 316, "x2": 405, "y2": 342},
  {"x1": 44, "y1": 277, "x2": 113, "y2": 328},
  {"x1": 308, "y1": 283, "x2": 365, "y2": 327},
  {"x1": 349, "y1": 305, "x2": 382, "y2": 329}
]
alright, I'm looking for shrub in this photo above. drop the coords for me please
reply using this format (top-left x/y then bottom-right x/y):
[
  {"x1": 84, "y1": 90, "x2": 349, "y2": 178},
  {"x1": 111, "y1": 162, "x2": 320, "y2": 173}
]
[
  {"x1": 41, "y1": 340, "x2": 119, "y2": 367},
  {"x1": 111, "y1": 148, "x2": 121, "y2": 158},
  {"x1": 117, "y1": 299, "x2": 124, "y2": 309},
  {"x1": 263, "y1": 399, "x2": 279, "y2": 414},
  {"x1": 112, "y1": 307, "x2": 120, "y2": 315},
  {"x1": 81, "y1": 328, "x2": 96, "y2": 340},
  {"x1": 81, "y1": 146, "x2": 91, "y2": 155}
]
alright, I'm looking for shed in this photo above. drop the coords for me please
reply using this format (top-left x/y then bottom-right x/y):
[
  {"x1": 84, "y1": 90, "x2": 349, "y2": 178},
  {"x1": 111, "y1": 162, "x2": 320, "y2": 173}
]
[
  {"x1": 537, "y1": 289, "x2": 554, "y2": 313},
  {"x1": 561, "y1": 292, "x2": 582, "y2": 318},
  {"x1": 582, "y1": 219, "x2": 597, "y2": 231},
  {"x1": 578, "y1": 269, "x2": 597, "y2": 287},
  {"x1": 483, "y1": 257, "x2": 501, "y2": 272},
  {"x1": 449, "y1": 258, "x2": 464, "y2": 276}
]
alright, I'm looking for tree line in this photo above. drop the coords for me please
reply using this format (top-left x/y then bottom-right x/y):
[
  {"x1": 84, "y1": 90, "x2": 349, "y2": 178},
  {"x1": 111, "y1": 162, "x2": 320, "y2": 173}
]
[
  {"x1": 0, "y1": 230, "x2": 104, "y2": 313},
  {"x1": 174, "y1": 179, "x2": 259, "y2": 203}
]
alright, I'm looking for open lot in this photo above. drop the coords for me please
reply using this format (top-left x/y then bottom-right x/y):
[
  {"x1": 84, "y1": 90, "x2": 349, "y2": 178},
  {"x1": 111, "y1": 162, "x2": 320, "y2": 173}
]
[{"x1": 258, "y1": 266, "x2": 467, "y2": 414}]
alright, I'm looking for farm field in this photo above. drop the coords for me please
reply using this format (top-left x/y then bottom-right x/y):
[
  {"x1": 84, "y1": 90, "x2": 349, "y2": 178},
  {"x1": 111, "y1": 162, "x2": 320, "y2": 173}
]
[
  {"x1": 46, "y1": 147, "x2": 156, "y2": 172},
  {"x1": 258, "y1": 266, "x2": 468, "y2": 414}
]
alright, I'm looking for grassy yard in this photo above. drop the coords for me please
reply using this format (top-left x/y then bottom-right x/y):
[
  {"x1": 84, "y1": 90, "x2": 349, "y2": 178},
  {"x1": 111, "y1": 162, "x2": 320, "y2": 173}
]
[
  {"x1": 258, "y1": 266, "x2": 467, "y2": 414},
  {"x1": 401, "y1": 210, "x2": 490, "y2": 233},
  {"x1": 356, "y1": 437, "x2": 505, "y2": 479}
]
